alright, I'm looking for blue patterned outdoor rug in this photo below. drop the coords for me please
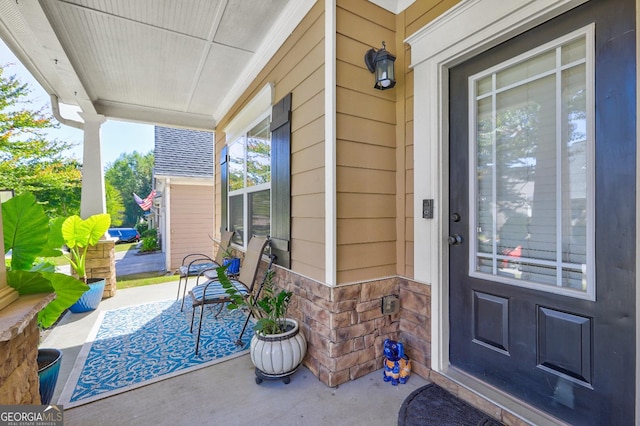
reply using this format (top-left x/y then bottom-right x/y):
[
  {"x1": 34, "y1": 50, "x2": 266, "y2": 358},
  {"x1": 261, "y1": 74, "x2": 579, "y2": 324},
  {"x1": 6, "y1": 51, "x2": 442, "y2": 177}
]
[{"x1": 58, "y1": 299, "x2": 251, "y2": 408}]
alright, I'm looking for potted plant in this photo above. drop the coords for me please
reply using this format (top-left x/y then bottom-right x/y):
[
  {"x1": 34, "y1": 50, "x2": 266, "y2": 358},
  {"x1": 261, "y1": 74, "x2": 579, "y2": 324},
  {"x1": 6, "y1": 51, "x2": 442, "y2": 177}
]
[
  {"x1": 59, "y1": 213, "x2": 111, "y2": 312},
  {"x1": 217, "y1": 266, "x2": 306, "y2": 384},
  {"x1": 2, "y1": 193, "x2": 89, "y2": 402},
  {"x1": 220, "y1": 246, "x2": 240, "y2": 276},
  {"x1": 2, "y1": 192, "x2": 88, "y2": 327},
  {"x1": 37, "y1": 348, "x2": 63, "y2": 404}
]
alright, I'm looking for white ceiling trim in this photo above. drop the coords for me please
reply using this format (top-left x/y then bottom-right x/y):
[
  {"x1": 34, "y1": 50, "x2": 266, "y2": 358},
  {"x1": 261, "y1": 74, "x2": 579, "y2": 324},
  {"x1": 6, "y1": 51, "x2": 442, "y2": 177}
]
[
  {"x1": 95, "y1": 99, "x2": 214, "y2": 131},
  {"x1": 368, "y1": 0, "x2": 415, "y2": 14},
  {"x1": 213, "y1": 0, "x2": 316, "y2": 123}
]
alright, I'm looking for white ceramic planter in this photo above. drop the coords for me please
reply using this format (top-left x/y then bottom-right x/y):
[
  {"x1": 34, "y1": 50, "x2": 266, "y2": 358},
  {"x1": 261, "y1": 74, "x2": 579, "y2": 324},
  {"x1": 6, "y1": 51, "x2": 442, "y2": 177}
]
[{"x1": 250, "y1": 318, "x2": 307, "y2": 378}]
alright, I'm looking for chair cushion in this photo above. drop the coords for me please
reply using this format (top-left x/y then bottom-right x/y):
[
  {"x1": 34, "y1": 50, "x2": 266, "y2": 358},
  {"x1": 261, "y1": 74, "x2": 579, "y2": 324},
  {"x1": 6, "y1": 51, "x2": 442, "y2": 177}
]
[
  {"x1": 190, "y1": 279, "x2": 248, "y2": 303},
  {"x1": 178, "y1": 262, "x2": 218, "y2": 277}
]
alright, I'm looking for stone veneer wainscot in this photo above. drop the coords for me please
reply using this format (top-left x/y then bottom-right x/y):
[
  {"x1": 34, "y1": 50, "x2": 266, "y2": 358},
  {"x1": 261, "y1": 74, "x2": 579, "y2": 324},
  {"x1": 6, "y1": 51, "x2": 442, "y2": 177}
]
[{"x1": 0, "y1": 294, "x2": 55, "y2": 405}]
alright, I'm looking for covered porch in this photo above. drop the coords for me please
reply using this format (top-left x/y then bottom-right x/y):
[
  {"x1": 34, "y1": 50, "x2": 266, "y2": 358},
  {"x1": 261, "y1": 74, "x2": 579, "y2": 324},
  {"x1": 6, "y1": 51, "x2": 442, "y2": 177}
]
[
  {"x1": 0, "y1": 0, "x2": 638, "y2": 424},
  {"x1": 40, "y1": 280, "x2": 429, "y2": 425}
]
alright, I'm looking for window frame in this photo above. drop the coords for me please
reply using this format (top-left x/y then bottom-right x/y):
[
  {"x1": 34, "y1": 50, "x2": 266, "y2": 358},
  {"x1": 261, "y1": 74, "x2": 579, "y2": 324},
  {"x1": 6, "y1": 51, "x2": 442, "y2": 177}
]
[{"x1": 227, "y1": 111, "x2": 272, "y2": 250}]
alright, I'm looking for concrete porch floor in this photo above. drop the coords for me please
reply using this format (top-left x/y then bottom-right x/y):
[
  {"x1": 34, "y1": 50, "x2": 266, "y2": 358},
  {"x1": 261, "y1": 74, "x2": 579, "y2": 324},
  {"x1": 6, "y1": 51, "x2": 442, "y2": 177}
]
[{"x1": 41, "y1": 280, "x2": 429, "y2": 426}]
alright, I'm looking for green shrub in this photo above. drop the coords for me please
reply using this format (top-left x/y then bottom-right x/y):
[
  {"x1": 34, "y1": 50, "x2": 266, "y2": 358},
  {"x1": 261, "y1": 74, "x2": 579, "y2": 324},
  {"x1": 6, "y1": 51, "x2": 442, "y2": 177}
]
[
  {"x1": 141, "y1": 228, "x2": 157, "y2": 238},
  {"x1": 140, "y1": 236, "x2": 159, "y2": 252},
  {"x1": 135, "y1": 222, "x2": 149, "y2": 234}
]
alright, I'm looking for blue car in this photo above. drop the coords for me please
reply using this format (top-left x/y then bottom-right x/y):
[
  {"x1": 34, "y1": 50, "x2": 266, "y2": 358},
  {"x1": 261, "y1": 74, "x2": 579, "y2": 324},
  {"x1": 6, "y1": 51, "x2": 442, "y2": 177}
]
[{"x1": 108, "y1": 228, "x2": 141, "y2": 244}]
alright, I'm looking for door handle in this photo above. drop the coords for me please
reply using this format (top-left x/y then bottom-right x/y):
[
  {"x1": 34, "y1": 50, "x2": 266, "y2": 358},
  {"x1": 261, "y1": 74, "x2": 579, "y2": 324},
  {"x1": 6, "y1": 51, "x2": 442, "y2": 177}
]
[{"x1": 448, "y1": 234, "x2": 463, "y2": 246}]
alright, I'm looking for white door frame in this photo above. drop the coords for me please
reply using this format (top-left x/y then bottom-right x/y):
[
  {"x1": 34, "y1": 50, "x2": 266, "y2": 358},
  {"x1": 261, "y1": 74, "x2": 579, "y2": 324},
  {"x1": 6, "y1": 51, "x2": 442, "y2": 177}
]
[{"x1": 407, "y1": 0, "x2": 638, "y2": 423}]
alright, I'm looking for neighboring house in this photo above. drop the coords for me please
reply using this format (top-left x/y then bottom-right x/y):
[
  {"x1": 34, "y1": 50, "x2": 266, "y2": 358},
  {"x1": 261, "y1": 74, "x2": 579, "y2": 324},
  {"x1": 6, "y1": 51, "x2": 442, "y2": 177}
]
[
  {"x1": 0, "y1": 1, "x2": 636, "y2": 424},
  {"x1": 153, "y1": 127, "x2": 215, "y2": 271}
]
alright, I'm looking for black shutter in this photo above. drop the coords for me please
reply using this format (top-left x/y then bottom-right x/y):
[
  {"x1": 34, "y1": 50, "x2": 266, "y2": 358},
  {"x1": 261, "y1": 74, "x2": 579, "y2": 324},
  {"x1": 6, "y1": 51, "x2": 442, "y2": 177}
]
[
  {"x1": 270, "y1": 93, "x2": 292, "y2": 268},
  {"x1": 220, "y1": 145, "x2": 229, "y2": 233}
]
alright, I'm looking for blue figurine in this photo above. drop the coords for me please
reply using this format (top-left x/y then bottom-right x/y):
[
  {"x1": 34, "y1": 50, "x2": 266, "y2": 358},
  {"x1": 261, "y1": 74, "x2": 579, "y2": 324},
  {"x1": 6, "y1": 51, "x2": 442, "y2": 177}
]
[{"x1": 383, "y1": 338, "x2": 411, "y2": 385}]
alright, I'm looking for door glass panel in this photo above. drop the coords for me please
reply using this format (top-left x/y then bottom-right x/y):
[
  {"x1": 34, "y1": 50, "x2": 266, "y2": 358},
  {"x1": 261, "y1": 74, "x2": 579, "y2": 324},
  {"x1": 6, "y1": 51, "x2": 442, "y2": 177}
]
[
  {"x1": 561, "y1": 37, "x2": 586, "y2": 66},
  {"x1": 496, "y1": 50, "x2": 555, "y2": 89},
  {"x1": 470, "y1": 29, "x2": 593, "y2": 299}
]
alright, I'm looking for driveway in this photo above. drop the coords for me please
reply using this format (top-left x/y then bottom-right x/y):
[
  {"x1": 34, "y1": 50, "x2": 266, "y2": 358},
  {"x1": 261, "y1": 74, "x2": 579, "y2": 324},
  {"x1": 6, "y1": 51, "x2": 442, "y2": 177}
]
[
  {"x1": 115, "y1": 247, "x2": 166, "y2": 277},
  {"x1": 55, "y1": 247, "x2": 166, "y2": 277}
]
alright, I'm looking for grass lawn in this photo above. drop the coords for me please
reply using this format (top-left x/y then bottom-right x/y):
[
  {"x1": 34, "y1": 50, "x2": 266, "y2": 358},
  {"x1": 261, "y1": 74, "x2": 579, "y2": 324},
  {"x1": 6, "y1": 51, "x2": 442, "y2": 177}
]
[
  {"x1": 43, "y1": 255, "x2": 69, "y2": 267},
  {"x1": 117, "y1": 272, "x2": 179, "y2": 289},
  {"x1": 115, "y1": 242, "x2": 137, "y2": 252}
]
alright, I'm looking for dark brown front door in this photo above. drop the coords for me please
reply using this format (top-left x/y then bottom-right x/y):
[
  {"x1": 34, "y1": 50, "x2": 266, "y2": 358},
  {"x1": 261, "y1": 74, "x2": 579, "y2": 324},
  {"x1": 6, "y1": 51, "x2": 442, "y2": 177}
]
[{"x1": 449, "y1": 1, "x2": 636, "y2": 424}]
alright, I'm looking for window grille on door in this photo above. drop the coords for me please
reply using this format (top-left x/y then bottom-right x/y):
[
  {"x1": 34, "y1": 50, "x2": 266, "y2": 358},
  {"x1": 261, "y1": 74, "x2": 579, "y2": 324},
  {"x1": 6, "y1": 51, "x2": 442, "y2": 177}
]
[{"x1": 468, "y1": 25, "x2": 595, "y2": 300}]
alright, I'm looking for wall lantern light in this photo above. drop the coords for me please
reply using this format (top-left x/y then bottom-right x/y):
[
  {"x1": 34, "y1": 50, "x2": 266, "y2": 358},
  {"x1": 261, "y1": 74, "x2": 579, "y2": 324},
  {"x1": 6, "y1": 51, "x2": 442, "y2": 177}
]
[{"x1": 364, "y1": 41, "x2": 396, "y2": 90}]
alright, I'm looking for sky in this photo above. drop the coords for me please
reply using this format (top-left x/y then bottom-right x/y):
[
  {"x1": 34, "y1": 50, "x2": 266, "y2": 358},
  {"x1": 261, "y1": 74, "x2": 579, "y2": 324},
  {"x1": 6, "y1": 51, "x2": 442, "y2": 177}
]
[{"x1": 0, "y1": 40, "x2": 154, "y2": 167}]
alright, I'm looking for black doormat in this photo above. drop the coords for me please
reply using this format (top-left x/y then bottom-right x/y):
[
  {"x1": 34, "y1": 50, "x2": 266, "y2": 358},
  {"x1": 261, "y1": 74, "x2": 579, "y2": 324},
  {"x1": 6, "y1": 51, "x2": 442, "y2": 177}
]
[{"x1": 398, "y1": 383, "x2": 505, "y2": 426}]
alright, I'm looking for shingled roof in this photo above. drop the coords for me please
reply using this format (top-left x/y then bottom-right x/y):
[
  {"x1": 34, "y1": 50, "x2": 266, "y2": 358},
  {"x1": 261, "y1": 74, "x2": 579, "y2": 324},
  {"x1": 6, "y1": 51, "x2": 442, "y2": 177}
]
[{"x1": 154, "y1": 126, "x2": 214, "y2": 178}]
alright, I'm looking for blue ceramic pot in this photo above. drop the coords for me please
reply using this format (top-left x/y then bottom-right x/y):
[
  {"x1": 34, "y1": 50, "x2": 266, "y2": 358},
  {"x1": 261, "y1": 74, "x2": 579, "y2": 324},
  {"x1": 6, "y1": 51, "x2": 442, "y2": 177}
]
[
  {"x1": 69, "y1": 278, "x2": 106, "y2": 313},
  {"x1": 37, "y1": 348, "x2": 62, "y2": 405},
  {"x1": 223, "y1": 257, "x2": 241, "y2": 275}
]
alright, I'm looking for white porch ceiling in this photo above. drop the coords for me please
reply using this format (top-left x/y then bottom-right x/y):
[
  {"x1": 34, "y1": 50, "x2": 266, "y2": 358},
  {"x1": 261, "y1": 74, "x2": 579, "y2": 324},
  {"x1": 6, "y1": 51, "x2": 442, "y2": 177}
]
[{"x1": 0, "y1": 0, "x2": 312, "y2": 130}]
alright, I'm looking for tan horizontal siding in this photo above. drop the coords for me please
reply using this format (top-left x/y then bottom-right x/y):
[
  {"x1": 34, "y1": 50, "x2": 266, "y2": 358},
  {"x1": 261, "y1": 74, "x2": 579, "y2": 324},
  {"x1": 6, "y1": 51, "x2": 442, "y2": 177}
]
[
  {"x1": 336, "y1": 167, "x2": 396, "y2": 194},
  {"x1": 292, "y1": 217, "x2": 325, "y2": 243},
  {"x1": 292, "y1": 167, "x2": 325, "y2": 197},
  {"x1": 169, "y1": 184, "x2": 214, "y2": 269},
  {"x1": 335, "y1": 0, "x2": 397, "y2": 284},
  {"x1": 215, "y1": 0, "x2": 326, "y2": 282},
  {"x1": 337, "y1": 193, "x2": 396, "y2": 219},
  {"x1": 292, "y1": 193, "x2": 325, "y2": 218},
  {"x1": 336, "y1": 114, "x2": 395, "y2": 148},
  {"x1": 292, "y1": 141, "x2": 324, "y2": 175},
  {"x1": 337, "y1": 87, "x2": 395, "y2": 124},
  {"x1": 291, "y1": 239, "x2": 325, "y2": 279},
  {"x1": 293, "y1": 116, "x2": 324, "y2": 153},
  {"x1": 337, "y1": 218, "x2": 396, "y2": 245},
  {"x1": 337, "y1": 241, "x2": 396, "y2": 275},
  {"x1": 337, "y1": 4, "x2": 394, "y2": 51},
  {"x1": 337, "y1": 264, "x2": 396, "y2": 283},
  {"x1": 210, "y1": 0, "x2": 461, "y2": 284}
]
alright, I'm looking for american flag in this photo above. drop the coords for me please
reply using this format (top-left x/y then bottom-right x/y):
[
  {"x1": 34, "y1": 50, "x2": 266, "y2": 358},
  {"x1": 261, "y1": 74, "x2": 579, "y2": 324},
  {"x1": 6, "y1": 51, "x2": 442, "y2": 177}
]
[{"x1": 133, "y1": 190, "x2": 156, "y2": 211}]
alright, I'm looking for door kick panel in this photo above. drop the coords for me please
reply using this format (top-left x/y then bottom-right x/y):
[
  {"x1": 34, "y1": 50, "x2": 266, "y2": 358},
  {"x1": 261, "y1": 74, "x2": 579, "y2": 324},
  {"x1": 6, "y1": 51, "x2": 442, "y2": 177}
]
[
  {"x1": 537, "y1": 307, "x2": 593, "y2": 386},
  {"x1": 472, "y1": 291, "x2": 510, "y2": 354}
]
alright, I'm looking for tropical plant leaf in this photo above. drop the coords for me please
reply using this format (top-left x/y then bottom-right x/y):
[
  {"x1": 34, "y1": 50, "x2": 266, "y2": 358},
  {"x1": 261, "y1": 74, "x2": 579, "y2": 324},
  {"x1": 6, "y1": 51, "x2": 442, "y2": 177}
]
[
  {"x1": 39, "y1": 216, "x2": 65, "y2": 258},
  {"x1": 83, "y1": 213, "x2": 111, "y2": 246},
  {"x1": 6, "y1": 270, "x2": 88, "y2": 328},
  {"x1": 39, "y1": 271, "x2": 88, "y2": 328},
  {"x1": 61, "y1": 214, "x2": 110, "y2": 249},
  {"x1": 60, "y1": 215, "x2": 85, "y2": 248},
  {"x1": 2, "y1": 193, "x2": 49, "y2": 270},
  {"x1": 6, "y1": 269, "x2": 52, "y2": 294}
]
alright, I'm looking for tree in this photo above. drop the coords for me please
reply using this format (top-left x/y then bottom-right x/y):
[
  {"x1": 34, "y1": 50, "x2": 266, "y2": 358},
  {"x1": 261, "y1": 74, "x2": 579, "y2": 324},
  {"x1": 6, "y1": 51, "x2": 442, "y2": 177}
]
[
  {"x1": 0, "y1": 64, "x2": 81, "y2": 217},
  {"x1": 105, "y1": 182, "x2": 125, "y2": 226},
  {"x1": 104, "y1": 151, "x2": 154, "y2": 227}
]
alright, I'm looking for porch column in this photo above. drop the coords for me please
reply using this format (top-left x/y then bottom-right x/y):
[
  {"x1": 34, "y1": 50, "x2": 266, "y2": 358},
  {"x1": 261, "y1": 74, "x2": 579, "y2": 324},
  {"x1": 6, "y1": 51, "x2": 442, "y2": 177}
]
[{"x1": 79, "y1": 113, "x2": 107, "y2": 218}]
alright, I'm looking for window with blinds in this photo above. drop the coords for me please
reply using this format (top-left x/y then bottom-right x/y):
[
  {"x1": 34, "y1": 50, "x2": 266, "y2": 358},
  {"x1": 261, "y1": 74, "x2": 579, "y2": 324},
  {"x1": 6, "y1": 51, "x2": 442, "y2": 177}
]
[{"x1": 469, "y1": 25, "x2": 595, "y2": 300}]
